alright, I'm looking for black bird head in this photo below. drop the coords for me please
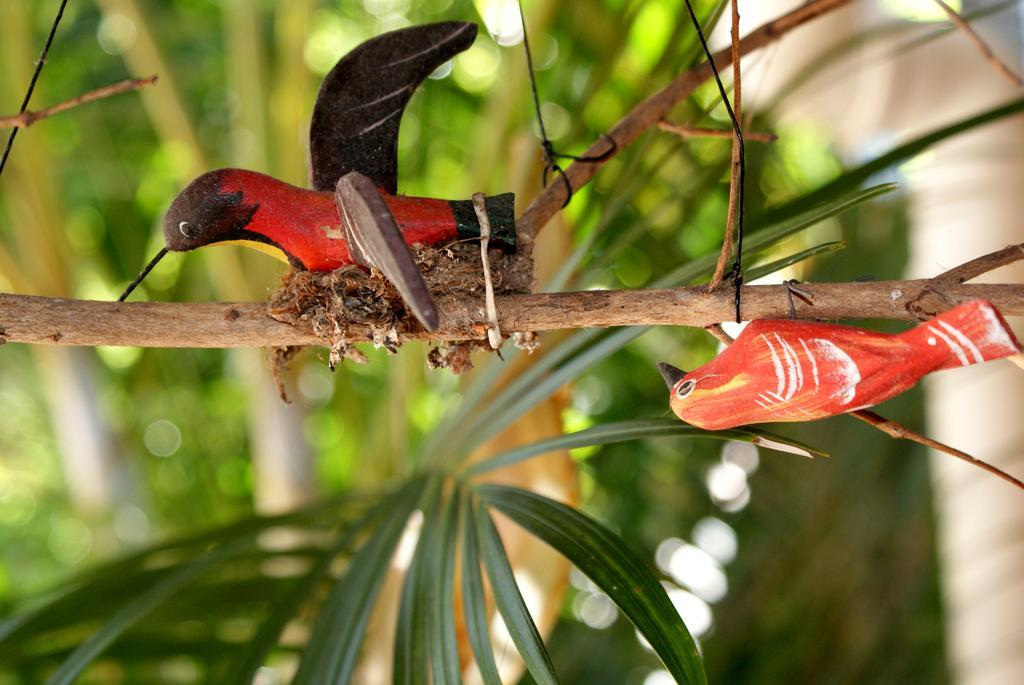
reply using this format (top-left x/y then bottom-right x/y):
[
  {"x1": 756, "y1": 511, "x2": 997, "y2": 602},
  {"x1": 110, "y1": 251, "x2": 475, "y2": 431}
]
[
  {"x1": 119, "y1": 170, "x2": 260, "y2": 302},
  {"x1": 163, "y1": 170, "x2": 259, "y2": 252}
]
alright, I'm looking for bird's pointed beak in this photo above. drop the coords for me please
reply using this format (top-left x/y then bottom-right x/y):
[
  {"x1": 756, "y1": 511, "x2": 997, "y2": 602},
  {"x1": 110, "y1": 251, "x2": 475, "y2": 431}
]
[
  {"x1": 657, "y1": 362, "x2": 686, "y2": 390},
  {"x1": 118, "y1": 247, "x2": 170, "y2": 302}
]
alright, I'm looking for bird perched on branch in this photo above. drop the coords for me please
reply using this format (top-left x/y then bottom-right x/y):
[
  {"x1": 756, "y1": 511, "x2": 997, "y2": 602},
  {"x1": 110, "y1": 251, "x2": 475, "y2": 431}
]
[
  {"x1": 119, "y1": 22, "x2": 515, "y2": 332},
  {"x1": 659, "y1": 300, "x2": 1022, "y2": 430}
]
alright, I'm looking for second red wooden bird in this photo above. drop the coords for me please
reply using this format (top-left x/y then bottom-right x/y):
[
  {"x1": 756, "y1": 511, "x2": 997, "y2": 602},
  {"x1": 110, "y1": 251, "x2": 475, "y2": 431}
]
[{"x1": 659, "y1": 300, "x2": 1022, "y2": 430}]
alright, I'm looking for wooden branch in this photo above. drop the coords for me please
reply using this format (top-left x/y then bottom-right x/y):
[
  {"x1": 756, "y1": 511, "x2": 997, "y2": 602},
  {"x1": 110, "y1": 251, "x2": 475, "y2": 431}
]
[
  {"x1": 515, "y1": 0, "x2": 855, "y2": 250},
  {"x1": 852, "y1": 410, "x2": 1023, "y2": 491},
  {"x1": 657, "y1": 121, "x2": 777, "y2": 143},
  {"x1": 932, "y1": 0, "x2": 1023, "y2": 87},
  {"x1": 0, "y1": 76, "x2": 158, "y2": 129},
  {"x1": 2, "y1": 280, "x2": 1022, "y2": 348}
]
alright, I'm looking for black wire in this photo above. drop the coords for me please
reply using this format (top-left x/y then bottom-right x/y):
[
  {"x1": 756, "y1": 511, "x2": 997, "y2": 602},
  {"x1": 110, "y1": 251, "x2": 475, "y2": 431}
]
[
  {"x1": 118, "y1": 247, "x2": 169, "y2": 302},
  {"x1": 681, "y1": 0, "x2": 746, "y2": 322},
  {"x1": 519, "y1": 2, "x2": 550, "y2": 158},
  {"x1": 0, "y1": 0, "x2": 70, "y2": 180},
  {"x1": 517, "y1": 1, "x2": 616, "y2": 207}
]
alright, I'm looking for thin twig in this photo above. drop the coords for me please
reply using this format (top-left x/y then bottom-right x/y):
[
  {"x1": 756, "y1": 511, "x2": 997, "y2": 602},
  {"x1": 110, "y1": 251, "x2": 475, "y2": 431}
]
[
  {"x1": 657, "y1": 120, "x2": 776, "y2": 142},
  {"x1": 0, "y1": 75, "x2": 159, "y2": 129},
  {"x1": 853, "y1": 410, "x2": 1024, "y2": 491},
  {"x1": 703, "y1": 316, "x2": 1024, "y2": 491},
  {"x1": 932, "y1": 0, "x2": 1023, "y2": 87},
  {"x1": 710, "y1": 0, "x2": 744, "y2": 289},
  {"x1": 515, "y1": 0, "x2": 856, "y2": 250},
  {"x1": 704, "y1": 323, "x2": 734, "y2": 346},
  {"x1": 0, "y1": 0, "x2": 70, "y2": 178},
  {"x1": 933, "y1": 242, "x2": 1024, "y2": 284}
]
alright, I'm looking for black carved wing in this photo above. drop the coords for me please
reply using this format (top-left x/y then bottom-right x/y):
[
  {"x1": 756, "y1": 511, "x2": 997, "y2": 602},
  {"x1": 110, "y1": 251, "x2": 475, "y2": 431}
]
[
  {"x1": 335, "y1": 171, "x2": 440, "y2": 331},
  {"x1": 309, "y1": 22, "x2": 477, "y2": 193}
]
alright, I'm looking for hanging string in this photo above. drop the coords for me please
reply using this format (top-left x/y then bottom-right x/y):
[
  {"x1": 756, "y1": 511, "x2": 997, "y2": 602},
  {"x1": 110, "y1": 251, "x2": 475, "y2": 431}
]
[
  {"x1": 517, "y1": 1, "x2": 616, "y2": 207},
  {"x1": 0, "y1": 0, "x2": 70, "y2": 180},
  {"x1": 682, "y1": 0, "x2": 746, "y2": 322}
]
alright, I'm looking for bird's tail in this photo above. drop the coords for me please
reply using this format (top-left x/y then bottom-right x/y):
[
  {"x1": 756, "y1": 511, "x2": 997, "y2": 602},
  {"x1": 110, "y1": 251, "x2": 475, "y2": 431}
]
[{"x1": 901, "y1": 300, "x2": 1021, "y2": 370}]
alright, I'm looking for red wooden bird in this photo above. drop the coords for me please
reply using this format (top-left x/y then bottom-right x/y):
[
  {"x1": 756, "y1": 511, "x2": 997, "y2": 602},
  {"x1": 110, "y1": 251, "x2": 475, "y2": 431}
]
[
  {"x1": 118, "y1": 22, "x2": 515, "y2": 331},
  {"x1": 659, "y1": 300, "x2": 1022, "y2": 431}
]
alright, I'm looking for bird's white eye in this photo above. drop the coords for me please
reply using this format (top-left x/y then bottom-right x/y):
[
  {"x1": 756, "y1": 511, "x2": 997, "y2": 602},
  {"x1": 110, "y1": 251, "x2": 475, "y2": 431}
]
[
  {"x1": 675, "y1": 379, "x2": 696, "y2": 399},
  {"x1": 179, "y1": 221, "x2": 194, "y2": 238}
]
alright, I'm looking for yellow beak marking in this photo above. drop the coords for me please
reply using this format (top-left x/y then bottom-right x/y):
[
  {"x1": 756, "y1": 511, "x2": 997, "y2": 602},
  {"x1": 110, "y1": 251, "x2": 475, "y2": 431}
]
[{"x1": 219, "y1": 240, "x2": 290, "y2": 264}]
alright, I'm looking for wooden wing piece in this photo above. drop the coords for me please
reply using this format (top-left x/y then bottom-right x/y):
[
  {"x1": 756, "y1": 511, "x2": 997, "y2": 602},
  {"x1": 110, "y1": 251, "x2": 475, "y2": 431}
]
[
  {"x1": 335, "y1": 172, "x2": 440, "y2": 331},
  {"x1": 309, "y1": 22, "x2": 478, "y2": 193}
]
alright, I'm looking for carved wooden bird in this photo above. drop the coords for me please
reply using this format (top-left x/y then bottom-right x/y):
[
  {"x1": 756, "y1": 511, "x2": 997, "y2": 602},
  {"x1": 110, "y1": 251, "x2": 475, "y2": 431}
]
[
  {"x1": 119, "y1": 22, "x2": 515, "y2": 331},
  {"x1": 659, "y1": 300, "x2": 1022, "y2": 430}
]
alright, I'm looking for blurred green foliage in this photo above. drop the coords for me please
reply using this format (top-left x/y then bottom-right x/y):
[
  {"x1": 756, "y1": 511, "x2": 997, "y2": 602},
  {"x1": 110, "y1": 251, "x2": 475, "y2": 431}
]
[{"x1": 5, "y1": 0, "x2": 1006, "y2": 682}]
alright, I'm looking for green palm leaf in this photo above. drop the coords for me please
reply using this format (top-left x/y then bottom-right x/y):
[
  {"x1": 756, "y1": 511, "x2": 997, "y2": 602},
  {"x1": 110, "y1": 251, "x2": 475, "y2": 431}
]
[
  {"x1": 756, "y1": 98, "x2": 1024, "y2": 226},
  {"x1": 394, "y1": 480, "x2": 441, "y2": 685},
  {"x1": 467, "y1": 418, "x2": 825, "y2": 476},
  {"x1": 459, "y1": 493, "x2": 503, "y2": 685},
  {"x1": 473, "y1": 497, "x2": 560, "y2": 685},
  {"x1": 294, "y1": 477, "x2": 429, "y2": 685},
  {"x1": 428, "y1": 492, "x2": 463, "y2": 685},
  {"x1": 46, "y1": 538, "x2": 252, "y2": 685},
  {"x1": 477, "y1": 485, "x2": 707, "y2": 685}
]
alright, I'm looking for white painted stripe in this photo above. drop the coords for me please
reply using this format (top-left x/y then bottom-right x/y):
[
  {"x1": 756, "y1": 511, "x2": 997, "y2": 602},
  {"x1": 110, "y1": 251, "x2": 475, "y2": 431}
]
[
  {"x1": 354, "y1": 108, "x2": 402, "y2": 136},
  {"x1": 788, "y1": 339, "x2": 804, "y2": 393},
  {"x1": 937, "y1": 320, "x2": 984, "y2": 364},
  {"x1": 976, "y1": 302, "x2": 1020, "y2": 352},
  {"x1": 383, "y1": 24, "x2": 474, "y2": 67},
  {"x1": 811, "y1": 339, "x2": 861, "y2": 405},
  {"x1": 758, "y1": 393, "x2": 776, "y2": 405},
  {"x1": 799, "y1": 339, "x2": 820, "y2": 391},
  {"x1": 755, "y1": 399, "x2": 770, "y2": 410},
  {"x1": 766, "y1": 390, "x2": 815, "y2": 417},
  {"x1": 773, "y1": 334, "x2": 794, "y2": 398},
  {"x1": 760, "y1": 334, "x2": 785, "y2": 396},
  {"x1": 929, "y1": 326, "x2": 969, "y2": 367},
  {"x1": 349, "y1": 85, "x2": 412, "y2": 112},
  {"x1": 776, "y1": 334, "x2": 803, "y2": 398}
]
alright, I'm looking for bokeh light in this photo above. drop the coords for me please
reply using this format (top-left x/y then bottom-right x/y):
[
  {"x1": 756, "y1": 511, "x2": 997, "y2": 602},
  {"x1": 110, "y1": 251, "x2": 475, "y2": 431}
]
[
  {"x1": 692, "y1": 517, "x2": 738, "y2": 566},
  {"x1": 667, "y1": 543, "x2": 728, "y2": 604},
  {"x1": 144, "y1": 419, "x2": 182, "y2": 458}
]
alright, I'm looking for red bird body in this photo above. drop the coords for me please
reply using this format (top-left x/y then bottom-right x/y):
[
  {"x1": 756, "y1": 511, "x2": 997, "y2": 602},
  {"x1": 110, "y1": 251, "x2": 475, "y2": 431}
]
[
  {"x1": 663, "y1": 300, "x2": 1021, "y2": 430},
  {"x1": 214, "y1": 169, "x2": 485, "y2": 271}
]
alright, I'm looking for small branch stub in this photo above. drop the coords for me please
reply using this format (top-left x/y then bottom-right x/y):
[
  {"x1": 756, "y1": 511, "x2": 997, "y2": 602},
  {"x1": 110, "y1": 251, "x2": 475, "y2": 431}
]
[
  {"x1": 658, "y1": 120, "x2": 777, "y2": 143},
  {"x1": 0, "y1": 75, "x2": 159, "y2": 129},
  {"x1": 932, "y1": 0, "x2": 1024, "y2": 87}
]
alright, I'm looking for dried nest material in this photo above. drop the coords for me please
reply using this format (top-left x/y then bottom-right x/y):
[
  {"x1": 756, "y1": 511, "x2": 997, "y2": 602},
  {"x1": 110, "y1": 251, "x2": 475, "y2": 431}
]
[
  {"x1": 415, "y1": 241, "x2": 533, "y2": 297},
  {"x1": 427, "y1": 341, "x2": 481, "y2": 374},
  {"x1": 513, "y1": 330, "x2": 540, "y2": 354},
  {"x1": 268, "y1": 345, "x2": 302, "y2": 403},
  {"x1": 267, "y1": 241, "x2": 533, "y2": 368}
]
